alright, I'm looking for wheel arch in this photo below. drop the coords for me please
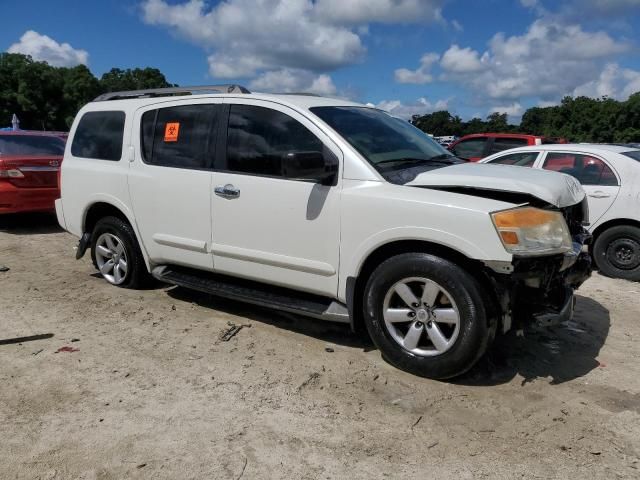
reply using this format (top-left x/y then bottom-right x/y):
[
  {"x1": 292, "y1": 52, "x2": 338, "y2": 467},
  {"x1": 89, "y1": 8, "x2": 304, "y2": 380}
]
[
  {"x1": 592, "y1": 218, "x2": 640, "y2": 244},
  {"x1": 346, "y1": 239, "x2": 498, "y2": 335},
  {"x1": 82, "y1": 201, "x2": 151, "y2": 270}
]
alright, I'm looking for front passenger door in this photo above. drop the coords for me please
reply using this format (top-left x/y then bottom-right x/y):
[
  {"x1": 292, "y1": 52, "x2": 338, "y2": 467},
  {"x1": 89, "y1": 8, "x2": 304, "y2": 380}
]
[{"x1": 211, "y1": 102, "x2": 342, "y2": 297}]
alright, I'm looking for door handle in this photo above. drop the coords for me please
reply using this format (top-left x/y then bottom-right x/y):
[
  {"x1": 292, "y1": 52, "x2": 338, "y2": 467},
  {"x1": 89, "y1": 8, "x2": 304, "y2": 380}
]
[
  {"x1": 214, "y1": 184, "x2": 240, "y2": 198},
  {"x1": 588, "y1": 191, "x2": 610, "y2": 198}
]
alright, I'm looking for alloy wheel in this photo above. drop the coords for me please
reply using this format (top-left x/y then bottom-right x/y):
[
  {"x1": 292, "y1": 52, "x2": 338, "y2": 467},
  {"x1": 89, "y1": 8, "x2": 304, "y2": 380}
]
[
  {"x1": 94, "y1": 233, "x2": 129, "y2": 285},
  {"x1": 382, "y1": 277, "x2": 460, "y2": 357}
]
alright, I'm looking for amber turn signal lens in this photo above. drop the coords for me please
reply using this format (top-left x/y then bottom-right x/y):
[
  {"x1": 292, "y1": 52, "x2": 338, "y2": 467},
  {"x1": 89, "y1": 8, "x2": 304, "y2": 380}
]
[
  {"x1": 492, "y1": 207, "x2": 557, "y2": 229},
  {"x1": 499, "y1": 231, "x2": 519, "y2": 245}
]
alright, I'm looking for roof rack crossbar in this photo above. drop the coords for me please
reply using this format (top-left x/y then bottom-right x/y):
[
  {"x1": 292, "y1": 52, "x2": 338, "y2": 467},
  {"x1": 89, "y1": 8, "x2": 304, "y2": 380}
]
[{"x1": 94, "y1": 84, "x2": 250, "y2": 102}]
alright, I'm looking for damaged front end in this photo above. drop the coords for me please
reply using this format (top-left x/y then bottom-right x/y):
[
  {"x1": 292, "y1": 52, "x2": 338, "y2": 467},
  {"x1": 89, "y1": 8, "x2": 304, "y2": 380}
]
[{"x1": 486, "y1": 199, "x2": 592, "y2": 332}]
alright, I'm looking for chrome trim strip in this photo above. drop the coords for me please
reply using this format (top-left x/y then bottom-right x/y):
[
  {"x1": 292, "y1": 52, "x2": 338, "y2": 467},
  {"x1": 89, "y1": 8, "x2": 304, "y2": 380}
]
[{"x1": 17, "y1": 166, "x2": 59, "y2": 172}]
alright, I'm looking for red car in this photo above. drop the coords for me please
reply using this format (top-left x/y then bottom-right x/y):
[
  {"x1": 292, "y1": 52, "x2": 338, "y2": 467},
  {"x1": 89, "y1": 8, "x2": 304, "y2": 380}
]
[
  {"x1": 448, "y1": 133, "x2": 567, "y2": 162},
  {"x1": 0, "y1": 131, "x2": 66, "y2": 214}
]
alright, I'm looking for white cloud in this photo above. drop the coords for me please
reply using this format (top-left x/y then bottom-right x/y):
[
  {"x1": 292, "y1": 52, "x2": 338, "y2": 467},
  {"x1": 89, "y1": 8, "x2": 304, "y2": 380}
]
[
  {"x1": 451, "y1": 19, "x2": 463, "y2": 32},
  {"x1": 440, "y1": 45, "x2": 485, "y2": 73},
  {"x1": 249, "y1": 69, "x2": 337, "y2": 95},
  {"x1": 562, "y1": 0, "x2": 640, "y2": 17},
  {"x1": 573, "y1": 63, "x2": 640, "y2": 100},
  {"x1": 314, "y1": 0, "x2": 445, "y2": 24},
  {"x1": 376, "y1": 97, "x2": 449, "y2": 119},
  {"x1": 398, "y1": 19, "x2": 633, "y2": 103},
  {"x1": 394, "y1": 53, "x2": 439, "y2": 84},
  {"x1": 142, "y1": 0, "x2": 363, "y2": 79},
  {"x1": 489, "y1": 102, "x2": 524, "y2": 121},
  {"x1": 7, "y1": 30, "x2": 88, "y2": 67},
  {"x1": 141, "y1": 0, "x2": 447, "y2": 86}
]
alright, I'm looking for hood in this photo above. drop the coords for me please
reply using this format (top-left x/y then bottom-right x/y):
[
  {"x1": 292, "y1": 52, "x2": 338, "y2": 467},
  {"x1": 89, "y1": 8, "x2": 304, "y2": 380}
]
[{"x1": 406, "y1": 163, "x2": 585, "y2": 208}]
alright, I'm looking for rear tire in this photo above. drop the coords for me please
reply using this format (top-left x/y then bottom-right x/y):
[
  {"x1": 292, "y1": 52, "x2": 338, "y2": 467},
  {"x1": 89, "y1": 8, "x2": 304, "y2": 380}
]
[
  {"x1": 363, "y1": 253, "x2": 491, "y2": 380},
  {"x1": 90, "y1": 216, "x2": 150, "y2": 289},
  {"x1": 593, "y1": 225, "x2": 640, "y2": 281}
]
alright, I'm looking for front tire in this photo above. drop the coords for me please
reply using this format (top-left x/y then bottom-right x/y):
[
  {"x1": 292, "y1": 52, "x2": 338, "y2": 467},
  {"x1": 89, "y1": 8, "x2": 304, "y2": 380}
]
[
  {"x1": 363, "y1": 253, "x2": 492, "y2": 379},
  {"x1": 593, "y1": 225, "x2": 640, "y2": 281},
  {"x1": 90, "y1": 216, "x2": 150, "y2": 289}
]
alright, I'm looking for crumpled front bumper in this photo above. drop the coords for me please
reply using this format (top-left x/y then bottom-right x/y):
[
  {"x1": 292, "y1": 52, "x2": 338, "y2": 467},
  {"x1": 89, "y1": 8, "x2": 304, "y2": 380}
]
[{"x1": 488, "y1": 232, "x2": 592, "y2": 331}]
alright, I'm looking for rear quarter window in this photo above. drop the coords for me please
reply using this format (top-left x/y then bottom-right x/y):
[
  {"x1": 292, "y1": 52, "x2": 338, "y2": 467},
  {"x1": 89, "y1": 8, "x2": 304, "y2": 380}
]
[
  {"x1": 489, "y1": 137, "x2": 529, "y2": 154},
  {"x1": 71, "y1": 111, "x2": 126, "y2": 161}
]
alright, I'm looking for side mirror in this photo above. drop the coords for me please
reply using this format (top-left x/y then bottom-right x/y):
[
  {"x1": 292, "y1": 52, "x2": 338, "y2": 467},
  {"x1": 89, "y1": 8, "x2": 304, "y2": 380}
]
[{"x1": 281, "y1": 148, "x2": 338, "y2": 185}]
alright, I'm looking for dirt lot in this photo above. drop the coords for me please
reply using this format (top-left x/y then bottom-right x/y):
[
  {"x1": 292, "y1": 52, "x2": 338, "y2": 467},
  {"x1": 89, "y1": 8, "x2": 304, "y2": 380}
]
[{"x1": 1, "y1": 213, "x2": 639, "y2": 480}]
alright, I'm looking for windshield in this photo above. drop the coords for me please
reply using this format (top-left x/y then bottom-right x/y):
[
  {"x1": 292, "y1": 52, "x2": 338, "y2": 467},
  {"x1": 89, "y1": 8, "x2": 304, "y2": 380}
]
[
  {"x1": 622, "y1": 150, "x2": 640, "y2": 162},
  {"x1": 0, "y1": 135, "x2": 65, "y2": 156},
  {"x1": 310, "y1": 106, "x2": 458, "y2": 172}
]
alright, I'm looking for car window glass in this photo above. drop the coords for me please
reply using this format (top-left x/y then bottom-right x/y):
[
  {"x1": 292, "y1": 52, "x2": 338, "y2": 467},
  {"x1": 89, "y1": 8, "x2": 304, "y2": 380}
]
[
  {"x1": 71, "y1": 111, "x2": 125, "y2": 161},
  {"x1": 489, "y1": 137, "x2": 529, "y2": 154},
  {"x1": 226, "y1": 105, "x2": 323, "y2": 176},
  {"x1": 622, "y1": 150, "x2": 640, "y2": 161},
  {"x1": 488, "y1": 152, "x2": 538, "y2": 167},
  {"x1": 452, "y1": 138, "x2": 486, "y2": 159},
  {"x1": 0, "y1": 135, "x2": 65, "y2": 156},
  {"x1": 543, "y1": 152, "x2": 618, "y2": 186},
  {"x1": 142, "y1": 104, "x2": 217, "y2": 169}
]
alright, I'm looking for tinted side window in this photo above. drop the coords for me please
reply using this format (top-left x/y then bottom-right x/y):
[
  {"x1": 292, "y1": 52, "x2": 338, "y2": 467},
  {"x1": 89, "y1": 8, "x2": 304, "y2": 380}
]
[
  {"x1": 226, "y1": 105, "x2": 323, "y2": 176},
  {"x1": 452, "y1": 138, "x2": 486, "y2": 159},
  {"x1": 142, "y1": 105, "x2": 217, "y2": 169},
  {"x1": 543, "y1": 153, "x2": 618, "y2": 186},
  {"x1": 489, "y1": 137, "x2": 529, "y2": 154},
  {"x1": 71, "y1": 111, "x2": 125, "y2": 161},
  {"x1": 488, "y1": 152, "x2": 538, "y2": 167}
]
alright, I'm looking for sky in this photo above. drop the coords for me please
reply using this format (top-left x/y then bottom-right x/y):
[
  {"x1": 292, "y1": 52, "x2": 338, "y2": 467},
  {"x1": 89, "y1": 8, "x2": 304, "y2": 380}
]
[{"x1": 2, "y1": 0, "x2": 640, "y2": 122}]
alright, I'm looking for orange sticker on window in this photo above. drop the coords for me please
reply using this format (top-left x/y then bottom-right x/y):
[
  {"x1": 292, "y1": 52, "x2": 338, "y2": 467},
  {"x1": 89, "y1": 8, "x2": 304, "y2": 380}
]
[{"x1": 164, "y1": 122, "x2": 180, "y2": 142}]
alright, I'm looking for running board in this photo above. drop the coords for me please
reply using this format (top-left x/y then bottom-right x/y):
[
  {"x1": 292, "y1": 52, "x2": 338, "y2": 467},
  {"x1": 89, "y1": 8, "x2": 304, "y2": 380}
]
[{"x1": 152, "y1": 265, "x2": 350, "y2": 324}]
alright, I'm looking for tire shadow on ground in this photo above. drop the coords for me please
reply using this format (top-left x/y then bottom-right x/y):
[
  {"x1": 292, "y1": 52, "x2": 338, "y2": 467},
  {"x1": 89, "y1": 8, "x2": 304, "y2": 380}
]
[
  {"x1": 167, "y1": 286, "x2": 375, "y2": 351},
  {"x1": 0, "y1": 212, "x2": 62, "y2": 235},
  {"x1": 456, "y1": 295, "x2": 610, "y2": 386}
]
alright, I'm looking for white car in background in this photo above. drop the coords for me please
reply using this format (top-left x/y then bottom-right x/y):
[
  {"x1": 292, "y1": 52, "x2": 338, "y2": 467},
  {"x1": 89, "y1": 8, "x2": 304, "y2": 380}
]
[{"x1": 481, "y1": 144, "x2": 640, "y2": 281}]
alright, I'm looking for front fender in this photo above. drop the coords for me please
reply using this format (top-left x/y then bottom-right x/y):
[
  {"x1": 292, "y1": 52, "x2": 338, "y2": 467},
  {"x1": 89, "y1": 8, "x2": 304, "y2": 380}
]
[{"x1": 337, "y1": 226, "x2": 511, "y2": 302}]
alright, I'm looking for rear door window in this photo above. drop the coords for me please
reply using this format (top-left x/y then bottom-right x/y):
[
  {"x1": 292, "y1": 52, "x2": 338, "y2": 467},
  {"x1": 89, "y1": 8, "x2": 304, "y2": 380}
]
[
  {"x1": 71, "y1": 111, "x2": 125, "y2": 161},
  {"x1": 487, "y1": 151, "x2": 539, "y2": 167},
  {"x1": 542, "y1": 152, "x2": 618, "y2": 186},
  {"x1": 451, "y1": 138, "x2": 487, "y2": 159},
  {"x1": 488, "y1": 137, "x2": 529, "y2": 155},
  {"x1": 141, "y1": 104, "x2": 218, "y2": 169}
]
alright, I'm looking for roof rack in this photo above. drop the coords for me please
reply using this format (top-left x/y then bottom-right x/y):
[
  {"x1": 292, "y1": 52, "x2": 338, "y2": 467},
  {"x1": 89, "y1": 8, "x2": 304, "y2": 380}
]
[{"x1": 94, "y1": 84, "x2": 251, "y2": 102}]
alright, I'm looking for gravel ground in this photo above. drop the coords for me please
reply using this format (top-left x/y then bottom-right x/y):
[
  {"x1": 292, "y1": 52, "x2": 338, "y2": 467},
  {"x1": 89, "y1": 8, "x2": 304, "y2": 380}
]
[{"x1": 1, "y1": 213, "x2": 639, "y2": 480}]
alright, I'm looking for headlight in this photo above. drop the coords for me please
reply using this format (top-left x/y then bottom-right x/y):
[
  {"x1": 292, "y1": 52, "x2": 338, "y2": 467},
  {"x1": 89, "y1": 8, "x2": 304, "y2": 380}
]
[{"x1": 491, "y1": 207, "x2": 572, "y2": 256}]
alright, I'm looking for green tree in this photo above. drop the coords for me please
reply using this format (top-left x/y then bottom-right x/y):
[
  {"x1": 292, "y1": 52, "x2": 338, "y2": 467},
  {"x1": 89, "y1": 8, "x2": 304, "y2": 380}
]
[
  {"x1": 0, "y1": 54, "x2": 176, "y2": 130},
  {"x1": 60, "y1": 65, "x2": 101, "y2": 128},
  {"x1": 99, "y1": 67, "x2": 175, "y2": 92}
]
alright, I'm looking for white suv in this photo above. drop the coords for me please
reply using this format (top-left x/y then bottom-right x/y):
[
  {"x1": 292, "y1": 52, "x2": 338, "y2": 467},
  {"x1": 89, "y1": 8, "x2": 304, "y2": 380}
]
[{"x1": 56, "y1": 85, "x2": 591, "y2": 379}]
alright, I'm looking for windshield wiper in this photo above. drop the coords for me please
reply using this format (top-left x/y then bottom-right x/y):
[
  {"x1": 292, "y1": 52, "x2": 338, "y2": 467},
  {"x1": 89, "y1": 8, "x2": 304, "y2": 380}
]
[
  {"x1": 427, "y1": 154, "x2": 457, "y2": 162},
  {"x1": 376, "y1": 155, "x2": 457, "y2": 168}
]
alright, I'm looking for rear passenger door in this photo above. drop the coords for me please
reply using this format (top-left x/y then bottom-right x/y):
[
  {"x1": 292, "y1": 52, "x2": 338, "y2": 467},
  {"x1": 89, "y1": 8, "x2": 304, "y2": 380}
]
[
  {"x1": 210, "y1": 100, "x2": 342, "y2": 297},
  {"x1": 541, "y1": 151, "x2": 620, "y2": 226},
  {"x1": 129, "y1": 100, "x2": 220, "y2": 269}
]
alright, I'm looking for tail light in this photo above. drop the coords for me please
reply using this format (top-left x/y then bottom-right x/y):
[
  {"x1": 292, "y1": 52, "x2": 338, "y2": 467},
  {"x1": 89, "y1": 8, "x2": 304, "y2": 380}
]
[{"x1": 0, "y1": 163, "x2": 25, "y2": 179}]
